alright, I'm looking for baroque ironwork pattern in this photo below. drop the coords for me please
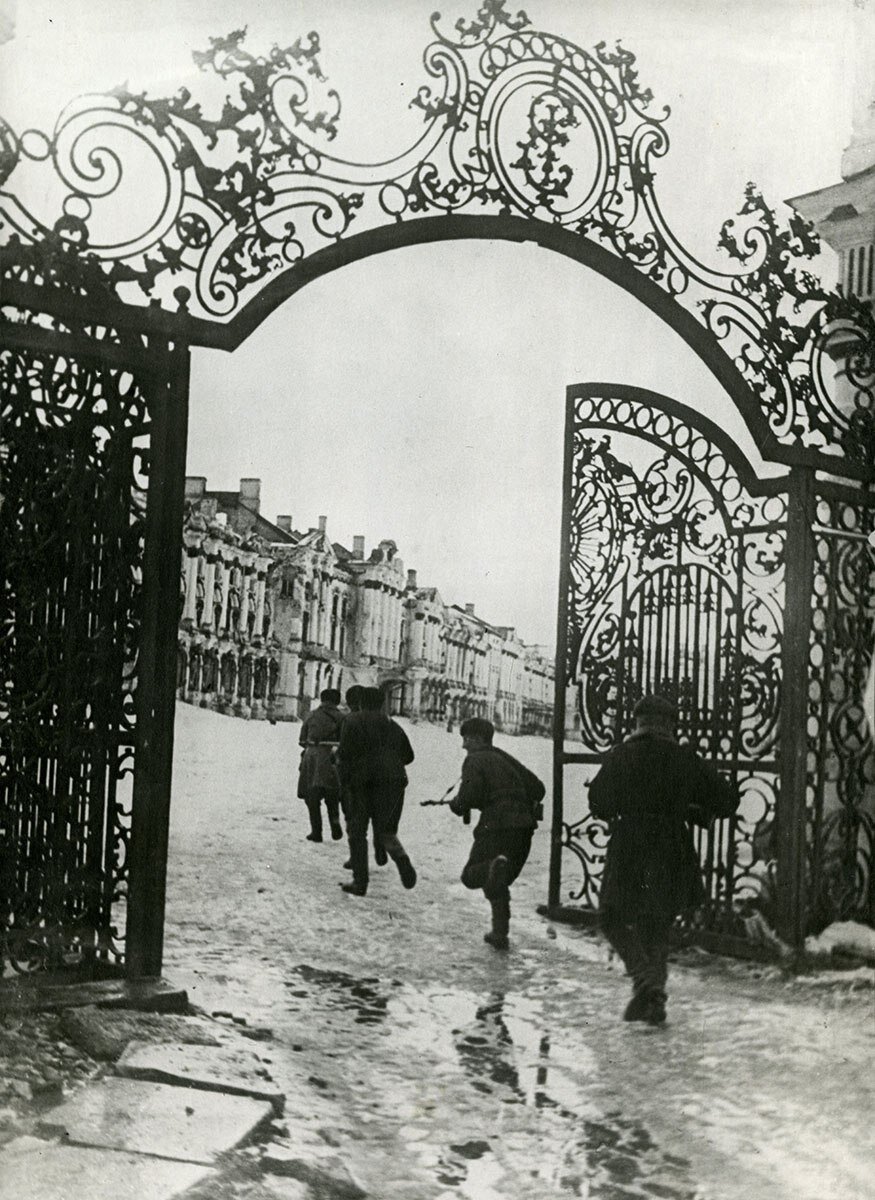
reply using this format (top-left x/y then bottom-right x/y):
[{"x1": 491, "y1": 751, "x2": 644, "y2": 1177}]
[
  {"x1": 562, "y1": 389, "x2": 786, "y2": 930},
  {"x1": 1, "y1": 1, "x2": 873, "y2": 461},
  {"x1": 0, "y1": 333, "x2": 148, "y2": 971},
  {"x1": 806, "y1": 492, "x2": 875, "y2": 930}
]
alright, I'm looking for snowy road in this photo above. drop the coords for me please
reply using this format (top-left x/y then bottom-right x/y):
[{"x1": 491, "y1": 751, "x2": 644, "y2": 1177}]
[{"x1": 163, "y1": 704, "x2": 873, "y2": 1200}]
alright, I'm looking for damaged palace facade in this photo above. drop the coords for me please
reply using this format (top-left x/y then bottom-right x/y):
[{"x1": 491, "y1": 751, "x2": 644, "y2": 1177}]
[{"x1": 177, "y1": 477, "x2": 554, "y2": 733}]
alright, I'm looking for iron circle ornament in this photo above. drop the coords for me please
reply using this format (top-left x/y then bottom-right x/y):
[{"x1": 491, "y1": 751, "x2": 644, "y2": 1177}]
[{"x1": 479, "y1": 60, "x2": 616, "y2": 222}]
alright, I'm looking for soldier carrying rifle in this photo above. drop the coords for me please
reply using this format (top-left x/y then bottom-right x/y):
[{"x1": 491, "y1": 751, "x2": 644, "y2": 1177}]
[{"x1": 446, "y1": 717, "x2": 545, "y2": 951}]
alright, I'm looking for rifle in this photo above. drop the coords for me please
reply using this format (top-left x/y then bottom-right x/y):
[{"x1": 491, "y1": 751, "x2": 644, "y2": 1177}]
[{"x1": 419, "y1": 778, "x2": 470, "y2": 823}]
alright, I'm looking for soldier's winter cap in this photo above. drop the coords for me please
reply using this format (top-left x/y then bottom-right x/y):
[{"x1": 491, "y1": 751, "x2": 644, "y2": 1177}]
[{"x1": 633, "y1": 695, "x2": 677, "y2": 722}]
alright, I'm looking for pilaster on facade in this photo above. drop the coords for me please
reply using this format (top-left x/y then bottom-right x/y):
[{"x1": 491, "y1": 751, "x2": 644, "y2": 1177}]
[{"x1": 177, "y1": 503, "x2": 283, "y2": 720}]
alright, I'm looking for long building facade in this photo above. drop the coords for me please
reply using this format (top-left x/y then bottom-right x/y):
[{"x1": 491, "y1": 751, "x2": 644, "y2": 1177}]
[{"x1": 177, "y1": 477, "x2": 555, "y2": 733}]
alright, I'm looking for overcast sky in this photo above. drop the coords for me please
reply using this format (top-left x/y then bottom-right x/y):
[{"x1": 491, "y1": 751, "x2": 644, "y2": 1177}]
[{"x1": 1, "y1": 1, "x2": 863, "y2": 646}]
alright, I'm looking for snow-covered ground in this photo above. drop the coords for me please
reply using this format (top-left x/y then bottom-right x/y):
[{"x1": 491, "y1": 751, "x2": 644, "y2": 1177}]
[{"x1": 163, "y1": 703, "x2": 874, "y2": 1200}]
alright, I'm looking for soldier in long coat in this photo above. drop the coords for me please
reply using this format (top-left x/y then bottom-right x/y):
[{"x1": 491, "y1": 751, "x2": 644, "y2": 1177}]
[
  {"x1": 588, "y1": 695, "x2": 738, "y2": 1025},
  {"x1": 338, "y1": 685, "x2": 385, "y2": 872},
  {"x1": 298, "y1": 688, "x2": 344, "y2": 842},
  {"x1": 450, "y1": 717, "x2": 545, "y2": 950},
  {"x1": 337, "y1": 687, "x2": 417, "y2": 896}
]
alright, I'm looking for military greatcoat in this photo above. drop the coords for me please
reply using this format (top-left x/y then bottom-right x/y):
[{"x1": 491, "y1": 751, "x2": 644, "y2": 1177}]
[{"x1": 588, "y1": 731, "x2": 738, "y2": 924}]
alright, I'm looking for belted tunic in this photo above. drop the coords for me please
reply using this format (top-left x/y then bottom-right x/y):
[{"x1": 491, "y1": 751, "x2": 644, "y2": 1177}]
[{"x1": 297, "y1": 704, "x2": 342, "y2": 797}]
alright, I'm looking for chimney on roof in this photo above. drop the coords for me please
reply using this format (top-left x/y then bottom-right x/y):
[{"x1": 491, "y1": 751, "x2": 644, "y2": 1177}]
[
  {"x1": 239, "y1": 478, "x2": 261, "y2": 512},
  {"x1": 276, "y1": 515, "x2": 292, "y2": 533},
  {"x1": 465, "y1": 603, "x2": 475, "y2": 616},
  {"x1": 185, "y1": 476, "x2": 206, "y2": 500},
  {"x1": 318, "y1": 515, "x2": 327, "y2": 534},
  {"x1": 353, "y1": 535, "x2": 365, "y2": 558},
  {"x1": 407, "y1": 569, "x2": 417, "y2": 589}
]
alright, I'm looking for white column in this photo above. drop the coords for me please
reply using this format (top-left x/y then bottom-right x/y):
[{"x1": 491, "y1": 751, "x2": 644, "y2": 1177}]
[
  {"x1": 356, "y1": 586, "x2": 367, "y2": 656},
  {"x1": 254, "y1": 575, "x2": 266, "y2": 639},
  {"x1": 373, "y1": 585, "x2": 382, "y2": 657},
  {"x1": 369, "y1": 586, "x2": 378, "y2": 657},
  {"x1": 383, "y1": 586, "x2": 391, "y2": 658},
  {"x1": 202, "y1": 546, "x2": 217, "y2": 628},
  {"x1": 388, "y1": 590, "x2": 398, "y2": 660},
  {"x1": 183, "y1": 551, "x2": 199, "y2": 624},
  {"x1": 372, "y1": 585, "x2": 381, "y2": 657},
  {"x1": 383, "y1": 587, "x2": 392, "y2": 658},
  {"x1": 306, "y1": 658, "x2": 319, "y2": 701}
]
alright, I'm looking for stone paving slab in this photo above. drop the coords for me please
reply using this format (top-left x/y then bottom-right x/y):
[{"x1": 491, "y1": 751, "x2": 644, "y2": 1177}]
[
  {"x1": 115, "y1": 1040, "x2": 285, "y2": 1114},
  {"x1": 60, "y1": 1006, "x2": 222, "y2": 1061},
  {"x1": 38, "y1": 1076, "x2": 273, "y2": 1164},
  {"x1": 0, "y1": 976, "x2": 188, "y2": 1015},
  {"x1": 0, "y1": 1135, "x2": 212, "y2": 1200}
]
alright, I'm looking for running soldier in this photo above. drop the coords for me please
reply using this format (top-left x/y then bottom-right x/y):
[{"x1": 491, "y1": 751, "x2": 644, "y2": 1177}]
[
  {"x1": 337, "y1": 687, "x2": 417, "y2": 896},
  {"x1": 449, "y1": 718, "x2": 545, "y2": 950},
  {"x1": 588, "y1": 695, "x2": 738, "y2": 1025}
]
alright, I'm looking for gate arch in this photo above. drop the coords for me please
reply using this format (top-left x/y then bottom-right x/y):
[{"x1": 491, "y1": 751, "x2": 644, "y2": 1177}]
[
  {"x1": 2, "y1": 10, "x2": 873, "y2": 462},
  {"x1": 2, "y1": 3, "x2": 873, "y2": 973}
]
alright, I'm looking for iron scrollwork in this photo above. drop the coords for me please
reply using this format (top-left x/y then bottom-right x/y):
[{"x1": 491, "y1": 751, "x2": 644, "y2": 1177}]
[
  {"x1": 561, "y1": 389, "x2": 785, "y2": 926},
  {"x1": 0, "y1": 329, "x2": 148, "y2": 971},
  {"x1": 1, "y1": 1, "x2": 873, "y2": 463},
  {"x1": 806, "y1": 495, "x2": 875, "y2": 929}
]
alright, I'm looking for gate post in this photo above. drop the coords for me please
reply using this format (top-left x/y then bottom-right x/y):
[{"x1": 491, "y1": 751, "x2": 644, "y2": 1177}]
[
  {"x1": 776, "y1": 465, "x2": 816, "y2": 949},
  {"x1": 127, "y1": 342, "x2": 190, "y2": 978},
  {"x1": 549, "y1": 393, "x2": 575, "y2": 910}
]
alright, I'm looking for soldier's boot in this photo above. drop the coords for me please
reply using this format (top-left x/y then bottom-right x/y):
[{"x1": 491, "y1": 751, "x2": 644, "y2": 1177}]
[
  {"x1": 623, "y1": 987, "x2": 653, "y2": 1022},
  {"x1": 388, "y1": 845, "x2": 416, "y2": 889},
  {"x1": 394, "y1": 855, "x2": 417, "y2": 889},
  {"x1": 305, "y1": 798, "x2": 323, "y2": 842},
  {"x1": 484, "y1": 890, "x2": 510, "y2": 950},
  {"x1": 645, "y1": 988, "x2": 668, "y2": 1026},
  {"x1": 384, "y1": 835, "x2": 416, "y2": 889},
  {"x1": 342, "y1": 822, "x2": 369, "y2": 893},
  {"x1": 326, "y1": 797, "x2": 343, "y2": 841}
]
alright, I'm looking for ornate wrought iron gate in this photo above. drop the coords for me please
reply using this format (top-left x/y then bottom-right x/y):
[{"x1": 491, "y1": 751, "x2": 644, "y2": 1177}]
[
  {"x1": 550, "y1": 384, "x2": 875, "y2": 950},
  {"x1": 1, "y1": 4, "x2": 874, "y2": 972},
  {"x1": 0, "y1": 322, "x2": 188, "y2": 976}
]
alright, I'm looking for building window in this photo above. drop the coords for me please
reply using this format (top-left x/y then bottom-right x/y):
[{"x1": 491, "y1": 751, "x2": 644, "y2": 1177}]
[{"x1": 330, "y1": 593, "x2": 339, "y2": 651}]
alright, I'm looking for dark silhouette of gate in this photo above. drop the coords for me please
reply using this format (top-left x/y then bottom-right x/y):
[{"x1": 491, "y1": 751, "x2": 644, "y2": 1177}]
[
  {"x1": 1, "y1": 3, "x2": 873, "y2": 975},
  {"x1": 550, "y1": 385, "x2": 874, "y2": 952}
]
